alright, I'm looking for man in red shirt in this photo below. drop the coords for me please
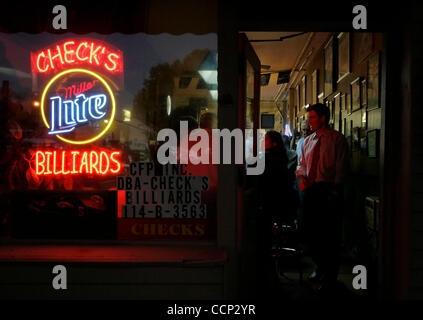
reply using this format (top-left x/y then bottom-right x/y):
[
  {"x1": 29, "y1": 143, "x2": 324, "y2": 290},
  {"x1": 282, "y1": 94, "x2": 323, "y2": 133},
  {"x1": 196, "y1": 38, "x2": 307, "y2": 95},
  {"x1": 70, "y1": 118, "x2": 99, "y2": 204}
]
[{"x1": 296, "y1": 103, "x2": 348, "y2": 293}]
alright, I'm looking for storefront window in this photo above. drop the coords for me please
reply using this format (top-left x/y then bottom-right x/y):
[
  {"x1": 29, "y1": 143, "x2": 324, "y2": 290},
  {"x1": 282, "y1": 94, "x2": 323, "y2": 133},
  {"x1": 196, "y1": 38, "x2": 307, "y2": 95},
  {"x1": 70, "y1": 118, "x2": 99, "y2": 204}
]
[{"x1": 0, "y1": 33, "x2": 217, "y2": 241}]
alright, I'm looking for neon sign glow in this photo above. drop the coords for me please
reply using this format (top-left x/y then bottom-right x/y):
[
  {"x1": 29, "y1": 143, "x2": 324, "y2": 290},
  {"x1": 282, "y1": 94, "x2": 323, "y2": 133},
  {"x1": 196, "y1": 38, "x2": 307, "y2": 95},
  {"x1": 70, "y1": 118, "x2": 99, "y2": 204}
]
[
  {"x1": 33, "y1": 40, "x2": 124, "y2": 181},
  {"x1": 48, "y1": 93, "x2": 108, "y2": 135},
  {"x1": 57, "y1": 80, "x2": 98, "y2": 100},
  {"x1": 31, "y1": 40, "x2": 123, "y2": 74},
  {"x1": 35, "y1": 150, "x2": 122, "y2": 175},
  {"x1": 41, "y1": 68, "x2": 116, "y2": 145}
]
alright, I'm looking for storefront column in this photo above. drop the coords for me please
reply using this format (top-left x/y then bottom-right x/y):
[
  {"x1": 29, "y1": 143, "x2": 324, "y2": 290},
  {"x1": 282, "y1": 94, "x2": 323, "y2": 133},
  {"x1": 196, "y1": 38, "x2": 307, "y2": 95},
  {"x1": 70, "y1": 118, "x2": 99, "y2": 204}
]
[
  {"x1": 380, "y1": 18, "x2": 413, "y2": 299},
  {"x1": 407, "y1": 5, "x2": 423, "y2": 298},
  {"x1": 217, "y1": 2, "x2": 241, "y2": 299}
]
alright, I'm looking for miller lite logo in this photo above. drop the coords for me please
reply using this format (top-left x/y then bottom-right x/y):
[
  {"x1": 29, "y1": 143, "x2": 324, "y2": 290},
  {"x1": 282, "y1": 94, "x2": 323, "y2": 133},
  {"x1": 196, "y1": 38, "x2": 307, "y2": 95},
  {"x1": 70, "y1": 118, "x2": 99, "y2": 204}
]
[{"x1": 40, "y1": 68, "x2": 116, "y2": 145}]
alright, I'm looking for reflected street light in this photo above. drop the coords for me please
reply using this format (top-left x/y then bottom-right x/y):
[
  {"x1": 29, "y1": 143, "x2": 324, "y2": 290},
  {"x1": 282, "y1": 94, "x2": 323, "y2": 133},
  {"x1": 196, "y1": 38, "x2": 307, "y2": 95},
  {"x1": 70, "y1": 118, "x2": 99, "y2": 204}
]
[{"x1": 198, "y1": 51, "x2": 218, "y2": 100}]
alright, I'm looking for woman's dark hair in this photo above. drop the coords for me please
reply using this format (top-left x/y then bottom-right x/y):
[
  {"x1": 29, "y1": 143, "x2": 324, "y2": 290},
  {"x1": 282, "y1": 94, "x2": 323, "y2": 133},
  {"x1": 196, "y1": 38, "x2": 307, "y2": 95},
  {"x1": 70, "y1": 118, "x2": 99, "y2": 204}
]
[
  {"x1": 266, "y1": 130, "x2": 283, "y2": 149},
  {"x1": 265, "y1": 130, "x2": 288, "y2": 165}
]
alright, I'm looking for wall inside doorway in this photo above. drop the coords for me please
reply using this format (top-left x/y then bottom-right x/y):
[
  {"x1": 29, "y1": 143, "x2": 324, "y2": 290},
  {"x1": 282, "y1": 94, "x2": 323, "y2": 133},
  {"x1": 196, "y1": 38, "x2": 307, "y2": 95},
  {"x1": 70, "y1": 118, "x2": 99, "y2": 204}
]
[{"x1": 285, "y1": 32, "x2": 384, "y2": 271}]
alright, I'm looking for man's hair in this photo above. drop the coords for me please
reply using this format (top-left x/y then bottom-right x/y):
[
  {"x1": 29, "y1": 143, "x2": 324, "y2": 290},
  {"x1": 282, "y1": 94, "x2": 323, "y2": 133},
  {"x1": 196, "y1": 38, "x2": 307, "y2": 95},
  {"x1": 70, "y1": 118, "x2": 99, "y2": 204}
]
[
  {"x1": 266, "y1": 130, "x2": 284, "y2": 149},
  {"x1": 306, "y1": 103, "x2": 330, "y2": 125}
]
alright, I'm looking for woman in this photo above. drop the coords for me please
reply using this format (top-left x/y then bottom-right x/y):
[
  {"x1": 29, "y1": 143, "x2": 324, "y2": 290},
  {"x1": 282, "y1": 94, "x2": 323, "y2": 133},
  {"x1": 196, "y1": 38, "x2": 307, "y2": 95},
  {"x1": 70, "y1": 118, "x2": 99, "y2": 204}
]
[
  {"x1": 250, "y1": 130, "x2": 297, "y2": 296},
  {"x1": 258, "y1": 131, "x2": 296, "y2": 223}
]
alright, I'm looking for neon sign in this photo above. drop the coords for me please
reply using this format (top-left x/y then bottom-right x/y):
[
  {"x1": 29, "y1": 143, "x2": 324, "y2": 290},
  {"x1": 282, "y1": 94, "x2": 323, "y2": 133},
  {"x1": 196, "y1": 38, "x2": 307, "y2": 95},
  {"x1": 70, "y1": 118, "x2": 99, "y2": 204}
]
[
  {"x1": 31, "y1": 40, "x2": 123, "y2": 74},
  {"x1": 41, "y1": 68, "x2": 116, "y2": 145},
  {"x1": 35, "y1": 150, "x2": 122, "y2": 176},
  {"x1": 48, "y1": 93, "x2": 108, "y2": 135},
  {"x1": 34, "y1": 40, "x2": 124, "y2": 180},
  {"x1": 57, "y1": 80, "x2": 98, "y2": 99}
]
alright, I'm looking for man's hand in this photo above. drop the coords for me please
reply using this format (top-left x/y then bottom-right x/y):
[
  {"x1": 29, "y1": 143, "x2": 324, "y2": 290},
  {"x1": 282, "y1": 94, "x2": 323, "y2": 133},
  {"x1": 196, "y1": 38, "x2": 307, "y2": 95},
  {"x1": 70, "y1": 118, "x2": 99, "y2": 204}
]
[{"x1": 298, "y1": 175, "x2": 307, "y2": 192}]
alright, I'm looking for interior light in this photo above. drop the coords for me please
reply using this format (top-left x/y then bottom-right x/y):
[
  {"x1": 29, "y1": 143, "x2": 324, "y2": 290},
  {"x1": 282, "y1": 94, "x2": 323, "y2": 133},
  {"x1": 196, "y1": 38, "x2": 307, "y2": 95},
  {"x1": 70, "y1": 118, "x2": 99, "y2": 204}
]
[
  {"x1": 167, "y1": 95, "x2": 172, "y2": 115},
  {"x1": 123, "y1": 109, "x2": 131, "y2": 122},
  {"x1": 284, "y1": 124, "x2": 293, "y2": 137}
]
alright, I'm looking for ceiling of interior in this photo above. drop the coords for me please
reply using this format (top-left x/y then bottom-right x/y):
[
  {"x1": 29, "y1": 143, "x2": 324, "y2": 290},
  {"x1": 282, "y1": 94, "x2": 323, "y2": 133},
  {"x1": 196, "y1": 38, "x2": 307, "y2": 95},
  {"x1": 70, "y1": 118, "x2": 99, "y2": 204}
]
[{"x1": 244, "y1": 32, "x2": 330, "y2": 104}]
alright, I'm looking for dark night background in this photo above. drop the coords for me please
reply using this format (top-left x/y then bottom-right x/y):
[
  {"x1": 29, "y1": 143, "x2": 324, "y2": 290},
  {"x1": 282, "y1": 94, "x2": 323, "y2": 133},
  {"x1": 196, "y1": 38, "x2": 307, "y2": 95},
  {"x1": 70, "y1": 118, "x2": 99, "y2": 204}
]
[{"x1": 0, "y1": 0, "x2": 422, "y2": 307}]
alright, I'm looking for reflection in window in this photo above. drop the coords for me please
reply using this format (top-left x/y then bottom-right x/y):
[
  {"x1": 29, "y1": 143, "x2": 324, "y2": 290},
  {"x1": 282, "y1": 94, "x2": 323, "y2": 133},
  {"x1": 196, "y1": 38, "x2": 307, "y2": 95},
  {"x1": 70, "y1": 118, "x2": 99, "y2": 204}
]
[
  {"x1": 123, "y1": 109, "x2": 131, "y2": 122},
  {"x1": 196, "y1": 78, "x2": 208, "y2": 89},
  {"x1": 179, "y1": 77, "x2": 191, "y2": 88},
  {"x1": 245, "y1": 61, "x2": 255, "y2": 162},
  {"x1": 0, "y1": 33, "x2": 218, "y2": 241}
]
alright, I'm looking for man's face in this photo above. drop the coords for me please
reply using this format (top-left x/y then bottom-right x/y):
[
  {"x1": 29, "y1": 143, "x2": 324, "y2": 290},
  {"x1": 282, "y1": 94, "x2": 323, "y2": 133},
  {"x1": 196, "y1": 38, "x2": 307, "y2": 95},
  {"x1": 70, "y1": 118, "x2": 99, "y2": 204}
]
[{"x1": 307, "y1": 110, "x2": 326, "y2": 132}]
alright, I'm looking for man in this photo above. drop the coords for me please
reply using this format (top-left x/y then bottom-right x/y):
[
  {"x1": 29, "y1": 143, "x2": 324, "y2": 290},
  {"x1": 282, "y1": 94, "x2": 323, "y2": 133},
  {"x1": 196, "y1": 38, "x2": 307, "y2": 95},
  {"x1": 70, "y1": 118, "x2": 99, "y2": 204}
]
[{"x1": 296, "y1": 103, "x2": 348, "y2": 293}]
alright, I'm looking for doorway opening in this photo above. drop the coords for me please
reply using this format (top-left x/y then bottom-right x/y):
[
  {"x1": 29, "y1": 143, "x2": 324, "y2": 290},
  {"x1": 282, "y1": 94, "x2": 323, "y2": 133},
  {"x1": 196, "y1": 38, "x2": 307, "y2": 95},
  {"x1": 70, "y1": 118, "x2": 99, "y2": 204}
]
[{"x1": 240, "y1": 31, "x2": 384, "y2": 299}]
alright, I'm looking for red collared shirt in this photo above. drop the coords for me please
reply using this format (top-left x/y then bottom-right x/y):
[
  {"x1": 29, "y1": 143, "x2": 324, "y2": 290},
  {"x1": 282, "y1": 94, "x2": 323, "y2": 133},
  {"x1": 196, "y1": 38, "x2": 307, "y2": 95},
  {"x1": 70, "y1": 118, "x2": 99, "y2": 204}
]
[{"x1": 295, "y1": 127, "x2": 348, "y2": 185}]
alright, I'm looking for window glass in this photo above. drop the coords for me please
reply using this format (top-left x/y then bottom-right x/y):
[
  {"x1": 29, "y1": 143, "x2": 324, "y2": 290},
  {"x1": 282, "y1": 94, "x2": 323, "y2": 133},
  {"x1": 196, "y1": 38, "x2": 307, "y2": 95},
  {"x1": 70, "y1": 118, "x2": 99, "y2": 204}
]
[
  {"x1": 179, "y1": 77, "x2": 192, "y2": 89},
  {"x1": 0, "y1": 33, "x2": 217, "y2": 241},
  {"x1": 245, "y1": 60, "x2": 255, "y2": 162}
]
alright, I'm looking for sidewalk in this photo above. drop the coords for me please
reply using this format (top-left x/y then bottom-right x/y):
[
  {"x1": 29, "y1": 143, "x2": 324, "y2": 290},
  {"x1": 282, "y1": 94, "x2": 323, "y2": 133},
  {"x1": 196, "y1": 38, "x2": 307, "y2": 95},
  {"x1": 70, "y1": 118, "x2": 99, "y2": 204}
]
[{"x1": 275, "y1": 255, "x2": 372, "y2": 300}]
